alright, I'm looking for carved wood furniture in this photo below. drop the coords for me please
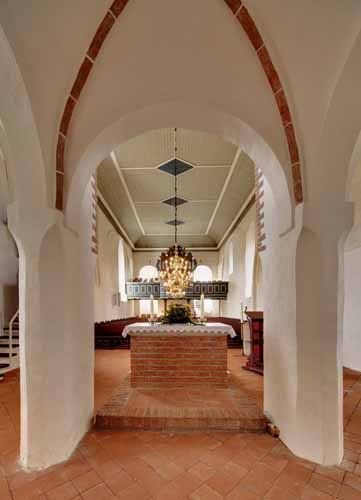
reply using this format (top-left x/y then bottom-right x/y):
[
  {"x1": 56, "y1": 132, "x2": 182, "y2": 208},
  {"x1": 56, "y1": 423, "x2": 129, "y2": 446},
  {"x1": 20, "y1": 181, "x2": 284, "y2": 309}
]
[
  {"x1": 94, "y1": 317, "x2": 139, "y2": 349},
  {"x1": 243, "y1": 311, "x2": 264, "y2": 375},
  {"x1": 206, "y1": 317, "x2": 243, "y2": 348},
  {"x1": 125, "y1": 281, "x2": 229, "y2": 300}
]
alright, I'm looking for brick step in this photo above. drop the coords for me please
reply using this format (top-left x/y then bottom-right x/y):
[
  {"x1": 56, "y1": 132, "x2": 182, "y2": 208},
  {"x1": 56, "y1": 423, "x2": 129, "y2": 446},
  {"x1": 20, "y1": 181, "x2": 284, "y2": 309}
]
[
  {"x1": 96, "y1": 376, "x2": 267, "y2": 433},
  {"x1": 97, "y1": 413, "x2": 267, "y2": 433}
]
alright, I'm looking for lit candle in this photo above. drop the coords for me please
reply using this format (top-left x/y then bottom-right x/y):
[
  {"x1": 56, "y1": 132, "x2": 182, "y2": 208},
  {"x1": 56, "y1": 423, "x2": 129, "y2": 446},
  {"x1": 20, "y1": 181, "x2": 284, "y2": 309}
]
[
  {"x1": 150, "y1": 294, "x2": 155, "y2": 321},
  {"x1": 200, "y1": 293, "x2": 205, "y2": 321}
]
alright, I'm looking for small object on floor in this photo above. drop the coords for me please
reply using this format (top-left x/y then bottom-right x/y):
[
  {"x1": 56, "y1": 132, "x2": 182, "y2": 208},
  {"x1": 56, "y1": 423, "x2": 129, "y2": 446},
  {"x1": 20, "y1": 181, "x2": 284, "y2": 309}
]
[
  {"x1": 267, "y1": 423, "x2": 280, "y2": 438},
  {"x1": 226, "y1": 370, "x2": 230, "y2": 374},
  {"x1": 0, "y1": 375, "x2": 4, "y2": 381}
]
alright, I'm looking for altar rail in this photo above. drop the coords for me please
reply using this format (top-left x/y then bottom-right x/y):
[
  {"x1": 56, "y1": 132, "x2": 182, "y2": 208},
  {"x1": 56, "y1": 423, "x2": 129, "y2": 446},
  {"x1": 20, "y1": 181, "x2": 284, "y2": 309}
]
[{"x1": 125, "y1": 281, "x2": 229, "y2": 300}]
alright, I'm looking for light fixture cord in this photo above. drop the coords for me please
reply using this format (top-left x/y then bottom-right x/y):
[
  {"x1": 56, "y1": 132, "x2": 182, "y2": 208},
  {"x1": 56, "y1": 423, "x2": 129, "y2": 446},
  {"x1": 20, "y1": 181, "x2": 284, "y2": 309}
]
[{"x1": 174, "y1": 127, "x2": 178, "y2": 245}]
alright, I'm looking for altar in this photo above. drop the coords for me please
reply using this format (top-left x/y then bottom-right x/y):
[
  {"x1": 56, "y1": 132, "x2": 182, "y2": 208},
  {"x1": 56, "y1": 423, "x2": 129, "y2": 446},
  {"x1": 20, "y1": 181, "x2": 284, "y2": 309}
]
[{"x1": 122, "y1": 322, "x2": 236, "y2": 389}]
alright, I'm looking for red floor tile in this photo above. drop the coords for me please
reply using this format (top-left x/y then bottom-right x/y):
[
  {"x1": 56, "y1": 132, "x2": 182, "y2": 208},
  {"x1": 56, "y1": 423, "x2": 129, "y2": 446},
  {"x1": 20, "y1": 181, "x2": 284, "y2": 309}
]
[{"x1": 2, "y1": 353, "x2": 361, "y2": 500}]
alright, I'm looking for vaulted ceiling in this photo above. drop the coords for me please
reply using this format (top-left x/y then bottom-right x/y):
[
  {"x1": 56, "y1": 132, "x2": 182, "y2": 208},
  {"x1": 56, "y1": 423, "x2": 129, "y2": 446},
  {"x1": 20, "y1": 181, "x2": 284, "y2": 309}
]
[{"x1": 97, "y1": 128, "x2": 255, "y2": 249}]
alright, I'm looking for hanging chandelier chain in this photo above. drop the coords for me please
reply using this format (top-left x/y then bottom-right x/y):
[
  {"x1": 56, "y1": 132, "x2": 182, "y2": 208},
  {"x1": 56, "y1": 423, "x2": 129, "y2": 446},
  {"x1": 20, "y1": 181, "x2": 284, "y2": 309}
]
[
  {"x1": 156, "y1": 127, "x2": 197, "y2": 298},
  {"x1": 174, "y1": 127, "x2": 178, "y2": 245}
]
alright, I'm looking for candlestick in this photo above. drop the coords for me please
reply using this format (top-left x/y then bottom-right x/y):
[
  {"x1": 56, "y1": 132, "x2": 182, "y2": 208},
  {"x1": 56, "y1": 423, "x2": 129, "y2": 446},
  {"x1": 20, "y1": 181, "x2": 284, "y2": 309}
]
[
  {"x1": 200, "y1": 293, "x2": 205, "y2": 322},
  {"x1": 150, "y1": 294, "x2": 155, "y2": 322}
]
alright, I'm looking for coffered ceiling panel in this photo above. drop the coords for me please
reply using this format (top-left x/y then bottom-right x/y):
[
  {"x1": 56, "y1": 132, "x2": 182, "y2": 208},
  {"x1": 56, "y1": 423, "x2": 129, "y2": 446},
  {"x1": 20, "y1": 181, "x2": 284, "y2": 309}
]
[
  {"x1": 122, "y1": 169, "x2": 174, "y2": 202},
  {"x1": 208, "y1": 152, "x2": 255, "y2": 242},
  {"x1": 113, "y1": 128, "x2": 237, "y2": 169},
  {"x1": 176, "y1": 167, "x2": 230, "y2": 201},
  {"x1": 97, "y1": 128, "x2": 255, "y2": 249},
  {"x1": 135, "y1": 234, "x2": 217, "y2": 249},
  {"x1": 136, "y1": 201, "x2": 215, "y2": 236},
  {"x1": 97, "y1": 158, "x2": 143, "y2": 243}
]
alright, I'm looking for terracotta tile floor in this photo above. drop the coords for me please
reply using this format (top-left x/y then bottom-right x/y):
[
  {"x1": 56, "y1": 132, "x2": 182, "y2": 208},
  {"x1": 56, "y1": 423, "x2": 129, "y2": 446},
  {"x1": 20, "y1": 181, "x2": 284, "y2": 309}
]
[{"x1": 1, "y1": 350, "x2": 361, "y2": 499}]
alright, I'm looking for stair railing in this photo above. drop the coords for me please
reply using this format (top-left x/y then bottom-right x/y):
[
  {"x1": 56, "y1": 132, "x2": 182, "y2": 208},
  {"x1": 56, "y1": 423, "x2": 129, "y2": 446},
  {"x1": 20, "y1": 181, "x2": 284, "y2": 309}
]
[{"x1": 9, "y1": 309, "x2": 19, "y2": 366}]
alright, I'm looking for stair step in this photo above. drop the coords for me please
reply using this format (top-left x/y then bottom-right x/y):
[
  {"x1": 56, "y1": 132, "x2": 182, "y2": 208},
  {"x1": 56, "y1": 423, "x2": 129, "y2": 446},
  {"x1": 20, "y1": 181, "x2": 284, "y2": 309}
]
[
  {"x1": 0, "y1": 353, "x2": 17, "y2": 358},
  {"x1": 0, "y1": 364, "x2": 10, "y2": 369},
  {"x1": 0, "y1": 335, "x2": 19, "y2": 340},
  {"x1": 0, "y1": 344, "x2": 19, "y2": 348}
]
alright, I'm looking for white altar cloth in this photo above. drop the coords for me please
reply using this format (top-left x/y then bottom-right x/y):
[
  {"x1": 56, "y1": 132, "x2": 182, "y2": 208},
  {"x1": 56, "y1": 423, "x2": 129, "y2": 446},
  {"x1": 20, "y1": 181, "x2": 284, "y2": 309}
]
[{"x1": 122, "y1": 322, "x2": 236, "y2": 338}]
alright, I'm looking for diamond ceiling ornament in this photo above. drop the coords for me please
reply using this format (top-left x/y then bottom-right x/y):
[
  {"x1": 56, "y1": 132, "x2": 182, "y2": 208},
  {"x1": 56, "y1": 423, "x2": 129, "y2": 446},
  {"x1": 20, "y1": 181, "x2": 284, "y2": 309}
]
[
  {"x1": 162, "y1": 196, "x2": 188, "y2": 207},
  {"x1": 157, "y1": 128, "x2": 197, "y2": 298},
  {"x1": 158, "y1": 158, "x2": 193, "y2": 176},
  {"x1": 165, "y1": 219, "x2": 185, "y2": 226}
]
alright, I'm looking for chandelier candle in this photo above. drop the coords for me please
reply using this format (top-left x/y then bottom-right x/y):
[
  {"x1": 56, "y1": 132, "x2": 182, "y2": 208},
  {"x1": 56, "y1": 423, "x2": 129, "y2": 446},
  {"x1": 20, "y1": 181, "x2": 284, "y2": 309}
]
[
  {"x1": 200, "y1": 293, "x2": 205, "y2": 321},
  {"x1": 150, "y1": 294, "x2": 155, "y2": 321}
]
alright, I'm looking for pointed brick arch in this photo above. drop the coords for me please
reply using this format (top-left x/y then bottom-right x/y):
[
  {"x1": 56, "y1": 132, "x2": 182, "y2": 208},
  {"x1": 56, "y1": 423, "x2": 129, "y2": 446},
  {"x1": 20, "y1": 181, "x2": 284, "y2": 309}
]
[{"x1": 55, "y1": 0, "x2": 303, "y2": 210}]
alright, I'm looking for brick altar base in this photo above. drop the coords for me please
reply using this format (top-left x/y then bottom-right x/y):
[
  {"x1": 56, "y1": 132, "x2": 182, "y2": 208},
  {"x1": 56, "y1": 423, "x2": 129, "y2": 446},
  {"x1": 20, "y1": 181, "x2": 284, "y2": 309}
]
[
  {"x1": 96, "y1": 374, "x2": 267, "y2": 433},
  {"x1": 130, "y1": 334, "x2": 228, "y2": 388}
]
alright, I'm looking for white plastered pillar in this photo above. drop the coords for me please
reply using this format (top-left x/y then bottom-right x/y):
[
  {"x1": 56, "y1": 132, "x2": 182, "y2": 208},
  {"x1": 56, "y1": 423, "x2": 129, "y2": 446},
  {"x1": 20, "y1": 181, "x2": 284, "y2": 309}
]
[
  {"x1": 293, "y1": 200, "x2": 353, "y2": 464},
  {"x1": 7, "y1": 202, "x2": 94, "y2": 470}
]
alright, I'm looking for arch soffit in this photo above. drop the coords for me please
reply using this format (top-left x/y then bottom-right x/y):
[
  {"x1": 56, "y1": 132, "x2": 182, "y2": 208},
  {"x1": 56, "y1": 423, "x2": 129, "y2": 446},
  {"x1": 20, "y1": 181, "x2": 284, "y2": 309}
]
[
  {"x1": 55, "y1": 0, "x2": 304, "y2": 212},
  {"x1": 317, "y1": 28, "x2": 361, "y2": 205},
  {"x1": 0, "y1": 26, "x2": 48, "y2": 212},
  {"x1": 65, "y1": 102, "x2": 294, "y2": 237}
]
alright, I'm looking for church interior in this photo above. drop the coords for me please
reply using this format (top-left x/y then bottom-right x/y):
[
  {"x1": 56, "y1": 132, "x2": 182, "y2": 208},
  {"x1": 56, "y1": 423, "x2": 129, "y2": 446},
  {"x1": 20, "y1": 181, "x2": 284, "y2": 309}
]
[{"x1": 1, "y1": 1, "x2": 361, "y2": 499}]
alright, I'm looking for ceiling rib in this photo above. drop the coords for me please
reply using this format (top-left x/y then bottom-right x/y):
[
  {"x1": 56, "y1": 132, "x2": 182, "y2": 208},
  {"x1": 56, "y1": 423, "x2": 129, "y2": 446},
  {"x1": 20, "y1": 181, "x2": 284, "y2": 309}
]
[
  {"x1": 110, "y1": 151, "x2": 146, "y2": 236},
  {"x1": 206, "y1": 148, "x2": 242, "y2": 235}
]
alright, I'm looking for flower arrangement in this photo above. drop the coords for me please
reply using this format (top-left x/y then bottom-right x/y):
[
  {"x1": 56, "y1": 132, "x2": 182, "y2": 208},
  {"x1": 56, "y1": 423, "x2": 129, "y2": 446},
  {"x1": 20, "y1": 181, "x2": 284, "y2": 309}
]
[{"x1": 161, "y1": 303, "x2": 197, "y2": 324}]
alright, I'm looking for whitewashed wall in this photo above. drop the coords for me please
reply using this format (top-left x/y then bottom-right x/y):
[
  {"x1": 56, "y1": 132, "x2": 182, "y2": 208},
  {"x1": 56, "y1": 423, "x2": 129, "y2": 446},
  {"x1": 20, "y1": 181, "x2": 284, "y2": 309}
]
[
  {"x1": 132, "y1": 250, "x2": 219, "y2": 316},
  {"x1": 133, "y1": 250, "x2": 219, "y2": 279},
  {"x1": 94, "y1": 207, "x2": 133, "y2": 322},
  {"x1": 219, "y1": 205, "x2": 256, "y2": 318}
]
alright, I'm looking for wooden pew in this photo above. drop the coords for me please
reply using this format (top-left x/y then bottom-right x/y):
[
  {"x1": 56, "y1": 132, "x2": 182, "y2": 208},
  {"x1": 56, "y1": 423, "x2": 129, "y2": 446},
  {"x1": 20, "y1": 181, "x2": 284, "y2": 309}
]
[{"x1": 243, "y1": 311, "x2": 264, "y2": 375}]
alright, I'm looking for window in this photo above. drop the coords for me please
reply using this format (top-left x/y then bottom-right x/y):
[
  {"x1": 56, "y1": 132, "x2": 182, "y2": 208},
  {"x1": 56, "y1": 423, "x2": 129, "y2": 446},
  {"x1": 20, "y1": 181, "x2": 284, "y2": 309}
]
[
  {"x1": 118, "y1": 239, "x2": 127, "y2": 302},
  {"x1": 139, "y1": 265, "x2": 158, "y2": 281},
  {"x1": 193, "y1": 265, "x2": 212, "y2": 282},
  {"x1": 139, "y1": 265, "x2": 159, "y2": 316},
  {"x1": 245, "y1": 223, "x2": 256, "y2": 299},
  {"x1": 228, "y1": 241, "x2": 234, "y2": 276},
  {"x1": 218, "y1": 255, "x2": 224, "y2": 280},
  {"x1": 193, "y1": 265, "x2": 213, "y2": 316}
]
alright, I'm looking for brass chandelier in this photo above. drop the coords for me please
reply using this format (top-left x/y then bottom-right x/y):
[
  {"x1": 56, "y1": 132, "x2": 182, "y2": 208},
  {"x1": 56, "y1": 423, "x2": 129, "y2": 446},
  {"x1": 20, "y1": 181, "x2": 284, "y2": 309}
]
[{"x1": 157, "y1": 128, "x2": 197, "y2": 298}]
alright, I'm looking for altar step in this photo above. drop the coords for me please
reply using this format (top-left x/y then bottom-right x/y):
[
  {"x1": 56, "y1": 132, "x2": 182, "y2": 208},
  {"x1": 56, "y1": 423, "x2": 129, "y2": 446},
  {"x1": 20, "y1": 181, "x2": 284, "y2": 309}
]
[{"x1": 96, "y1": 375, "x2": 267, "y2": 433}]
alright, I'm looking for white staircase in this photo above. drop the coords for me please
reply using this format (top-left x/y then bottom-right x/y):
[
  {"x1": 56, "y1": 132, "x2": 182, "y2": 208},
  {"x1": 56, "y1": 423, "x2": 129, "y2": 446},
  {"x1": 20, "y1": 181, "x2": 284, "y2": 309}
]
[{"x1": 0, "y1": 310, "x2": 19, "y2": 376}]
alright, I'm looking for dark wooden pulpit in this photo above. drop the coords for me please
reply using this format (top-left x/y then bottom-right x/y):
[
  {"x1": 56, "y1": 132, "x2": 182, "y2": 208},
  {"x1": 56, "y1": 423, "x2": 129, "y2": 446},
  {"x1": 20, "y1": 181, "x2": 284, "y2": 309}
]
[{"x1": 243, "y1": 311, "x2": 264, "y2": 375}]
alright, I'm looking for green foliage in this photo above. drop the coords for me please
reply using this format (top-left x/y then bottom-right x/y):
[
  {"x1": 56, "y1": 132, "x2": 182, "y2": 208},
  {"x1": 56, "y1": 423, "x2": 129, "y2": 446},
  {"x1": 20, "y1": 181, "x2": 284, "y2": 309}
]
[{"x1": 161, "y1": 303, "x2": 196, "y2": 324}]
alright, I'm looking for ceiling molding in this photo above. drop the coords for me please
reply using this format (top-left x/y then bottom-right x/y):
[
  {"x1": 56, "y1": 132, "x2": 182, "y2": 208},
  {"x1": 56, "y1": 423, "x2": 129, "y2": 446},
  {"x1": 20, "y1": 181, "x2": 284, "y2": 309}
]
[
  {"x1": 206, "y1": 148, "x2": 242, "y2": 235},
  {"x1": 97, "y1": 191, "x2": 135, "y2": 250},
  {"x1": 120, "y1": 163, "x2": 232, "y2": 170},
  {"x1": 217, "y1": 190, "x2": 256, "y2": 250},
  {"x1": 110, "y1": 151, "x2": 146, "y2": 235},
  {"x1": 146, "y1": 233, "x2": 207, "y2": 236},
  {"x1": 135, "y1": 199, "x2": 217, "y2": 205},
  {"x1": 192, "y1": 164, "x2": 231, "y2": 169},
  {"x1": 133, "y1": 247, "x2": 219, "y2": 252}
]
